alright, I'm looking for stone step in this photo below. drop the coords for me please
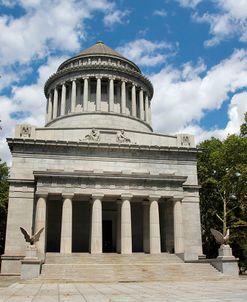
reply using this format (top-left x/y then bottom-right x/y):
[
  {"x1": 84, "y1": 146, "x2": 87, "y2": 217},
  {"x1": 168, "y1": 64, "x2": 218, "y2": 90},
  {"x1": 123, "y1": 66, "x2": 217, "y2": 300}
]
[
  {"x1": 45, "y1": 253, "x2": 183, "y2": 265},
  {"x1": 40, "y1": 261, "x2": 226, "y2": 282}
]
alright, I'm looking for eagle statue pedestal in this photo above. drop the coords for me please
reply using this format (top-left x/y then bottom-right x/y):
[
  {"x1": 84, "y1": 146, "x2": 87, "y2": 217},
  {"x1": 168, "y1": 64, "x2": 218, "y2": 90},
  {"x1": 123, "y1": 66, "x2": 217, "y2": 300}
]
[
  {"x1": 25, "y1": 245, "x2": 38, "y2": 259},
  {"x1": 20, "y1": 245, "x2": 42, "y2": 280},
  {"x1": 210, "y1": 244, "x2": 239, "y2": 276}
]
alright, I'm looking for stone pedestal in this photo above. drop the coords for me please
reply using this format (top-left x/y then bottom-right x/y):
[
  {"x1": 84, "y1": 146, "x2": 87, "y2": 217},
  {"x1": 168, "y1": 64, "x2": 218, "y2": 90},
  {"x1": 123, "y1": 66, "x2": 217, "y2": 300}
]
[
  {"x1": 20, "y1": 245, "x2": 42, "y2": 280},
  {"x1": 210, "y1": 245, "x2": 239, "y2": 276}
]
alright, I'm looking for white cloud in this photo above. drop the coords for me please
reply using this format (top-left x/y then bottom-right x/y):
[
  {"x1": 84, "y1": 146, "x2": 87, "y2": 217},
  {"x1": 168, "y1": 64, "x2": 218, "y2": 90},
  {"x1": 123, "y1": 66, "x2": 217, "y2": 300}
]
[
  {"x1": 0, "y1": 56, "x2": 66, "y2": 165},
  {"x1": 103, "y1": 9, "x2": 129, "y2": 27},
  {"x1": 182, "y1": 92, "x2": 247, "y2": 143},
  {"x1": 177, "y1": 0, "x2": 202, "y2": 8},
  {"x1": 117, "y1": 39, "x2": 175, "y2": 67},
  {"x1": 151, "y1": 49, "x2": 247, "y2": 138},
  {"x1": 153, "y1": 10, "x2": 167, "y2": 17},
  {"x1": 0, "y1": 0, "x2": 128, "y2": 90},
  {"x1": 190, "y1": 0, "x2": 247, "y2": 46}
]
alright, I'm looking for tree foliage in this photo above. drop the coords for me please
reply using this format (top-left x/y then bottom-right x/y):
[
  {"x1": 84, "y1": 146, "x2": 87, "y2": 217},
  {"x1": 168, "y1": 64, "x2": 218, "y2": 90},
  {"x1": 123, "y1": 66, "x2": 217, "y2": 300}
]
[
  {"x1": 0, "y1": 160, "x2": 9, "y2": 254},
  {"x1": 198, "y1": 120, "x2": 247, "y2": 269}
]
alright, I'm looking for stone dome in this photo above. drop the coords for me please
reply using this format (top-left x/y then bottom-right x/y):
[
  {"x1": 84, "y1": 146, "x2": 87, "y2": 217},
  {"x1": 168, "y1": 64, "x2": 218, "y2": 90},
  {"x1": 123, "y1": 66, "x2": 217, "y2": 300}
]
[{"x1": 44, "y1": 41, "x2": 154, "y2": 132}]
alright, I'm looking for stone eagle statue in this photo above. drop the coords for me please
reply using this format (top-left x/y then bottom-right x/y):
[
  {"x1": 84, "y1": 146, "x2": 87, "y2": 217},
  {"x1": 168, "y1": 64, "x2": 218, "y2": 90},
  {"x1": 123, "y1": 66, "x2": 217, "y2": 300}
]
[
  {"x1": 20, "y1": 227, "x2": 44, "y2": 245},
  {"x1": 210, "y1": 228, "x2": 230, "y2": 245}
]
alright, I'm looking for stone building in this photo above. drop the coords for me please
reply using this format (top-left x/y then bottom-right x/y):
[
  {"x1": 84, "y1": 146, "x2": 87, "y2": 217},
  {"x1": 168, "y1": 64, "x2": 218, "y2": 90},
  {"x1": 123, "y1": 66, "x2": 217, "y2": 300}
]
[{"x1": 1, "y1": 41, "x2": 203, "y2": 275}]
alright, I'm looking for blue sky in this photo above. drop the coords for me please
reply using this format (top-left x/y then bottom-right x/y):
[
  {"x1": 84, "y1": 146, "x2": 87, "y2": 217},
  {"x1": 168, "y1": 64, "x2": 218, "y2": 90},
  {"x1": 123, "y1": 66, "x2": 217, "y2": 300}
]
[{"x1": 0, "y1": 0, "x2": 247, "y2": 164}]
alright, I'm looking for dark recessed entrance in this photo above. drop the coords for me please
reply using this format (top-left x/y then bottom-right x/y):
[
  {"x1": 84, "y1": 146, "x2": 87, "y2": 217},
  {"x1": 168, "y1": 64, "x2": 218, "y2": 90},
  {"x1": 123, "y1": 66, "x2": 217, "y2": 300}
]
[{"x1": 103, "y1": 220, "x2": 114, "y2": 252}]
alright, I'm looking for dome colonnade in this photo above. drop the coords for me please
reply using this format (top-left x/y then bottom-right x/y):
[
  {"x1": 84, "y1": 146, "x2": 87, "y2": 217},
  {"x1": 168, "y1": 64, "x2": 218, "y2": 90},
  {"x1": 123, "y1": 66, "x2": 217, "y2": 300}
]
[{"x1": 44, "y1": 42, "x2": 153, "y2": 127}]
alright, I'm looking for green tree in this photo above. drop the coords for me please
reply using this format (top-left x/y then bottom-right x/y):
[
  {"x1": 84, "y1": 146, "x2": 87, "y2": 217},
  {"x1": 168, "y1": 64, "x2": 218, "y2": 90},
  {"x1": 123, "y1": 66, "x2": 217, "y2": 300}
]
[
  {"x1": 0, "y1": 160, "x2": 9, "y2": 254},
  {"x1": 198, "y1": 131, "x2": 247, "y2": 270},
  {"x1": 240, "y1": 112, "x2": 247, "y2": 137}
]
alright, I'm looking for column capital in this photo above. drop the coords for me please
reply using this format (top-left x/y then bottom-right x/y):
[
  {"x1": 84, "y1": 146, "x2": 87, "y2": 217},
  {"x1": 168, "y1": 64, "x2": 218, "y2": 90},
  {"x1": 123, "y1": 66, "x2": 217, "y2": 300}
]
[
  {"x1": 83, "y1": 76, "x2": 89, "y2": 80},
  {"x1": 36, "y1": 192, "x2": 48, "y2": 198},
  {"x1": 62, "y1": 193, "x2": 74, "y2": 199},
  {"x1": 121, "y1": 193, "x2": 133, "y2": 201},
  {"x1": 109, "y1": 75, "x2": 115, "y2": 80},
  {"x1": 91, "y1": 193, "x2": 104, "y2": 201},
  {"x1": 148, "y1": 195, "x2": 161, "y2": 202},
  {"x1": 95, "y1": 75, "x2": 102, "y2": 79},
  {"x1": 121, "y1": 78, "x2": 128, "y2": 83}
]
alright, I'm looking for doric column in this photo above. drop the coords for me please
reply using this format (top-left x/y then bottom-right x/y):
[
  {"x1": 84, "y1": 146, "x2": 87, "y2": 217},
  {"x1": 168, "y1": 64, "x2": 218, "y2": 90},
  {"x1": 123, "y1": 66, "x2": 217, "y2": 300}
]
[
  {"x1": 52, "y1": 87, "x2": 58, "y2": 119},
  {"x1": 47, "y1": 91, "x2": 53, "y2": 122},
  {"x1": 60, "y1": 194, "x2": 73, "y2": 254},
  {"x1": 121, "y1": 80, "x2": 126, "y2": 114},
  {"x1": 131, "y1": 84, "x2": 137, "y2": 117},
  {"x1": 96, "y1": 76, "x2": 101, "y2": 111},
  {"x1": 35, "y1": 194, "x2": 47, "y2": 255},
  {"x1": 61, "y1": 83, "x2": 66, "y2": 116},
  {"x1": 109, "y1": 77, "x2": 114, "y2": 112},
  {"x1": 83, "y1": 77, "x2": 89, "y2": 111},
  {"x1": 139, "y1": 89, "x2": 144, "y2": 120},
  {"x1": 173, "y1": 198, "x2": 184, "y2": 254},
  {"x1": 145, "y1": 94, "x2": 149, "y2": 123},
  {"x1": 149, "y1": 195, "x2": 161, "y2": 254},
  {"x1": 143, "y1": 201, "x2": 150, "y2": 253},
  {"x1": 116, "y1": 200, "x2": 121, "y2": 253},
  {"x1": 120, "y1": 194, "x2": 132, "y2": 254},
  {"x1": 71, "y1": 80, "x2": 77, "y2": 113},
  {"x1": 90, "y1": 193, "x2": 103, "y2": 254}
]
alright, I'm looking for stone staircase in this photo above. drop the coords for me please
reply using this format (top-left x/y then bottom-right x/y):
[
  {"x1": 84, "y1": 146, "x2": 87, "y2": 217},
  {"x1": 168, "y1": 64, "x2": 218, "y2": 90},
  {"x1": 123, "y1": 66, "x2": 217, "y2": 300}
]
[{"x1": 38, "y1": 253, "x2": 227, "y2": 282}]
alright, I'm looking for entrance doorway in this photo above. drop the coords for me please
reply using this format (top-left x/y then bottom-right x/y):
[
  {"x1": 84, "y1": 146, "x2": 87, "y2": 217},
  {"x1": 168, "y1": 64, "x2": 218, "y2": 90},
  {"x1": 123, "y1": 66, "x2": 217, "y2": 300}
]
[
  {"x1": 103, "y1": 220, "x2": 113, "y2": 252},
  {"x1": 102, "y1": 202, "x2": 117, "y2": 252}
]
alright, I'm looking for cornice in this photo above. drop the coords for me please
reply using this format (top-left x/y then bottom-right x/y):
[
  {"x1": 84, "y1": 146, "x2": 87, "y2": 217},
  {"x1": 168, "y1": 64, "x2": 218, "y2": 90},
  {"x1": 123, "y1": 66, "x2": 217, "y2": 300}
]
[
  {"x1": 33, "y1": 169, "x2": 188, "y2": 184},
  {"x1": 7, "y1": 137, "x2": 199, "y2": 155}
]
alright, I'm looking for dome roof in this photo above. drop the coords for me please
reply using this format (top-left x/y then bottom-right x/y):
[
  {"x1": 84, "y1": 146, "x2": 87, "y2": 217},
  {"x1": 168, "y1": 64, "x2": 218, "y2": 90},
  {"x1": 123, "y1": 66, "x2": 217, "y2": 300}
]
[
  {"x1": 58, "y1": 41, "x2": 141, "y2": 73},
  {"x1": 77, "y1": 41, "x2": 124, "y2": 59}
]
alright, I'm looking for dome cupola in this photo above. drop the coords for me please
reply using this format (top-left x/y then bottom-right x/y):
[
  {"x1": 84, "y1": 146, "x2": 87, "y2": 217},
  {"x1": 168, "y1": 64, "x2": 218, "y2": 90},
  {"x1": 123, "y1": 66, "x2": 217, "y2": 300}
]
[{"x1": 44, "y1": 41, "x2": 154, "y2": 132}]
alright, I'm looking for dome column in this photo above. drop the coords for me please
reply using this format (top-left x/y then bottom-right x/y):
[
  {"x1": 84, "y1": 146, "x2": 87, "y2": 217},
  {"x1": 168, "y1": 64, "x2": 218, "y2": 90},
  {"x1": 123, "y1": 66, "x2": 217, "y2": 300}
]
[
  {"x1": 71, "y1": 80, "x2": 77, "y2": 113},
  {"x1": 83, "y1": 77, "x2": 89, "y2": 111},
  {"x1": 149, "y1": 99, "x2": 152, "y2": 125},
  {"x1": 131, "y1": 84, "x2": 137, "y2": 117},
  {"x1": 96, "y1": 76, "x2": 102, "y2": 111},
  {"x1": 53, "y1": 87, "x2": 58, "y2": 119},
  {"x1": 139, "y1": 89, "x2": 144, "y2": 120},
  {"x1": 121, "y1": 80, "x2": 126, "y2": 114},
  {"x1": 109, "y1": 77, "x2": 114, "y2": 112},
  {"x1": 61, "y1": 83, "x2": 66, "y2": 116},
  {"x1": 47, "y1": 91, "x2": 53, "y2": 122},
  {"x1": 145, "y1": 94, "x2": 149, "y2": 123}
]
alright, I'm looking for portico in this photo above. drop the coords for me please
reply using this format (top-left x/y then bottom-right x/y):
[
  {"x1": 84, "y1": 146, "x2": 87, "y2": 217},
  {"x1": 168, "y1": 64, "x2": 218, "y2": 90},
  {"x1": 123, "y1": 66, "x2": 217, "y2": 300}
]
[{"x1": 35, "y1": 193, "x2": 184, "y2": 256}]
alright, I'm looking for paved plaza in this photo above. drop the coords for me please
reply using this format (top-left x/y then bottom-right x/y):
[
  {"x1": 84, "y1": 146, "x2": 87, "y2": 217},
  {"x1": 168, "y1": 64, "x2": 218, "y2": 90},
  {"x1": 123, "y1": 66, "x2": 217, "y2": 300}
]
[{"x1": 0, "y1": 280, "x2": 246, "y2": 302}]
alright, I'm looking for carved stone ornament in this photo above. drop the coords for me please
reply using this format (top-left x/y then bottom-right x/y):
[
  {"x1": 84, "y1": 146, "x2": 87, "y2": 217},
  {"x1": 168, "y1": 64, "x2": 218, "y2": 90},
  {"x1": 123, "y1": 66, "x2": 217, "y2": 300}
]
[
  {"x1": 20, "y1": 124, "x2": 31, "y2": 138},
  {"x1": 82, "y1": 128, "x2": 100, "y2": 142},
  {"x1": 116, "y1": 129, "x2": 131, "y2": 143},
  {"x1": 181, "y1": 135, "x2": 191, "y2": 147}
]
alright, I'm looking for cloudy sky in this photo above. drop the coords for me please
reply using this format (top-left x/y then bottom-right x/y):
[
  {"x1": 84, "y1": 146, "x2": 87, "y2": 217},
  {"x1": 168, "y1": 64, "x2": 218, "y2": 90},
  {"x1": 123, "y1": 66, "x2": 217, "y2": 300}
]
[{"x1": 1, "y1": 0, "x2": 247, "y2": 165}]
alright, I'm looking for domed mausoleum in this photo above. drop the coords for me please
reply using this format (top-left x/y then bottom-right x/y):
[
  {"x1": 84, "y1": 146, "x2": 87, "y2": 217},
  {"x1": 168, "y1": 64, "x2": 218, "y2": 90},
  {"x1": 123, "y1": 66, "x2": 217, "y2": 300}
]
[{"x1": 1, "y1": 42, "x2": 204, "y2": 279}]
